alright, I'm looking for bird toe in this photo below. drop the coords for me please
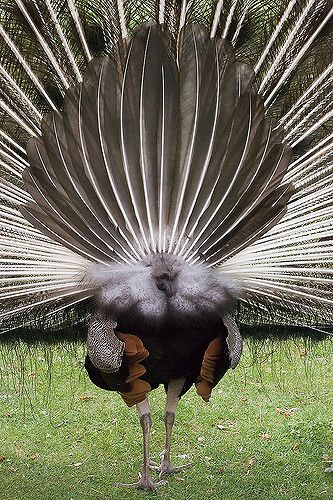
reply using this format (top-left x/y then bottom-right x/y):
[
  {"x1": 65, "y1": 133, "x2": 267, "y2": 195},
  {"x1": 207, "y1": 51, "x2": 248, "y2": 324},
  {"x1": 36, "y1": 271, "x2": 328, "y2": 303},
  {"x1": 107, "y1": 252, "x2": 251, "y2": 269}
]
[
  {"x1": 154, "y1": 459, "x2": 193, "y2": 479},
  {"x1": 115, "y1": 472, "x2": 168, "y2": 493}
]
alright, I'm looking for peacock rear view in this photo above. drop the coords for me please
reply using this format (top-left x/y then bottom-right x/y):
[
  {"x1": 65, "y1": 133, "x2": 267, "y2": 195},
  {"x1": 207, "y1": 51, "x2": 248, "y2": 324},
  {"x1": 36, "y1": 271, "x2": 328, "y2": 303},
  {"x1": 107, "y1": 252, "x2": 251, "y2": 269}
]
[{"x1": 0, "y1": 0, "x2": 332, "y2": 492}]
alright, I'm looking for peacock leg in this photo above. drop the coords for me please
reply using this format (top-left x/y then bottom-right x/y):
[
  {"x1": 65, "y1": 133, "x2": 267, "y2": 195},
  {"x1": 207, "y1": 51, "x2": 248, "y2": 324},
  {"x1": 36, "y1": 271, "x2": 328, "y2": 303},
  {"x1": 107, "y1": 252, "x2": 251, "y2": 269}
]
[
  {"x1": 115, "y1": 399, "x2": 167, "y2": 493},
  {"x1": 154, "y1": 378, "x2": 192, "y2": 478}
]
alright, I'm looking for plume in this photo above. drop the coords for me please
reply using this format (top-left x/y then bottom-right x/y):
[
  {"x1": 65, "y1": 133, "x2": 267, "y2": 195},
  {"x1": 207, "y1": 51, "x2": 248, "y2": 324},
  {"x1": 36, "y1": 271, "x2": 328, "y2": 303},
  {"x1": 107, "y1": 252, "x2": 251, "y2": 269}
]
[{"x1": 0, "y1": 0, "x2": 332, "y2": 335}]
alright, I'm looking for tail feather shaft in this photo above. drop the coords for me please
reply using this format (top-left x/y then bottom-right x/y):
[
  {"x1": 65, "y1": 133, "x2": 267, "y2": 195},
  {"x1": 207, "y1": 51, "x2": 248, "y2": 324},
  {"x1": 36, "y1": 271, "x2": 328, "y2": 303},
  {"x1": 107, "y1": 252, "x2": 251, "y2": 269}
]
[{"x1": 0, "y1": 0, "x2": 332, "y2": 332}]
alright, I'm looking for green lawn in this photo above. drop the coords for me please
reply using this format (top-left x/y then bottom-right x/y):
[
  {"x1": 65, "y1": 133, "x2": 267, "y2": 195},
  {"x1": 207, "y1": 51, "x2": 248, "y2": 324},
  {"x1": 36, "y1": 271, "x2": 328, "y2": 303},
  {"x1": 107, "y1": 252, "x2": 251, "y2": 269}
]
[{"x1": 0, "y1": 340, "x2": 332, "y2": 500}]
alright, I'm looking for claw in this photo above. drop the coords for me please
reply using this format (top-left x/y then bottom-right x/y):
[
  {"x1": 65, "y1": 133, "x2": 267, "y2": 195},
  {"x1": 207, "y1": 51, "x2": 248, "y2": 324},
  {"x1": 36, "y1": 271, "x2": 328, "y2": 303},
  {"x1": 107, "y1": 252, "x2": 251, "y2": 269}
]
[
  {"x1": 153, "y1": 459, "x2": 193, "y2": 479},
  {"x1": 115, "y1": 472, "x2": 168, "y2": 493}
]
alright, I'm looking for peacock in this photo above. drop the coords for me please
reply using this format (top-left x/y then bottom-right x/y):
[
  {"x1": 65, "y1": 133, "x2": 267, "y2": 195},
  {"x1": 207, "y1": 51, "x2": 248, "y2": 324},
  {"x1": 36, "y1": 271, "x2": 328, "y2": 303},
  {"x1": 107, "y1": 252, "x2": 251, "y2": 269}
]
[{"x1": 0, "y1": 0, "x2": 332, "y2": 492}]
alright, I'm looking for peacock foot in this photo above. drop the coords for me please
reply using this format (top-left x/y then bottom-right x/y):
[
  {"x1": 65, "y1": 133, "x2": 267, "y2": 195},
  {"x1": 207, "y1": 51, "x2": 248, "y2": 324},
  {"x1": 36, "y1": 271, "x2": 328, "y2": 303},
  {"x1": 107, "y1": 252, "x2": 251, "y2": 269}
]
[
  {"x1": 152, "y1": 457, "x2": 193, "y2": 479},
  {"x1": 115, "y1": 472, "x2": 168, "y2": 493}
]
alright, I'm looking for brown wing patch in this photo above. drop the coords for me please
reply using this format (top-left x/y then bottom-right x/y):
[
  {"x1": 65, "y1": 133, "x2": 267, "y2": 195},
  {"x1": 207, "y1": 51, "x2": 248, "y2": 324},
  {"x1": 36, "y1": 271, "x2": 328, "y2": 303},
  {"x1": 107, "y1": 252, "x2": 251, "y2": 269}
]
[
  {"x1": 195, "y1": 337, "x2": 223, "y2": 402},
  {"x1": 117, "y1": 333, "x2": 151, "y2": 407}
]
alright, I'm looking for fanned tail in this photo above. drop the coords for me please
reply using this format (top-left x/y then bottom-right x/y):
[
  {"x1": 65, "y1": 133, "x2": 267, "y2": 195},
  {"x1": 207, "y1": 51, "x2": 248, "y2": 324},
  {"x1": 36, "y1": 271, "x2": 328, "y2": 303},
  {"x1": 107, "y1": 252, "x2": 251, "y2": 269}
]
[{"x1": 1, "y1": 0, "x2": 332, "y2": 333}]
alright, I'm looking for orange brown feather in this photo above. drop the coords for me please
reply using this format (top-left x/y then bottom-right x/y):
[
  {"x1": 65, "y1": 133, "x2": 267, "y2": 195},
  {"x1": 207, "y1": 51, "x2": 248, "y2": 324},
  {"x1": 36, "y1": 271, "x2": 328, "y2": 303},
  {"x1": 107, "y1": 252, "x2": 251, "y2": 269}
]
[
  {"x1": 117, "y1": 333, "x2": 151, "y2": 407},
  {"x1": 196, "y1": 337, "x2": 223, "y2": 402}
]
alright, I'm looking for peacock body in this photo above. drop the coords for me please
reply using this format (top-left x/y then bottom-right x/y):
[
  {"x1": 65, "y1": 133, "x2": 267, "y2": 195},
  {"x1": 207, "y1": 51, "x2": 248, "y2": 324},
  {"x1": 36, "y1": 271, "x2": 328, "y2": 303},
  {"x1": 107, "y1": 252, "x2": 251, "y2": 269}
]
[{"x1": 0, "y1": 0, "x2": 332, "y2": 492}]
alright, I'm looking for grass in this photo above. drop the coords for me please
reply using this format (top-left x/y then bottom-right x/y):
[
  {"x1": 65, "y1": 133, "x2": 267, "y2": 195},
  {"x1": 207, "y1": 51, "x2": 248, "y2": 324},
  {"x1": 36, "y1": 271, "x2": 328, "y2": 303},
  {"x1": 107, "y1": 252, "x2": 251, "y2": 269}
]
[{"x1": 0, "y1": 339, "x2": 332, "y2": 500}]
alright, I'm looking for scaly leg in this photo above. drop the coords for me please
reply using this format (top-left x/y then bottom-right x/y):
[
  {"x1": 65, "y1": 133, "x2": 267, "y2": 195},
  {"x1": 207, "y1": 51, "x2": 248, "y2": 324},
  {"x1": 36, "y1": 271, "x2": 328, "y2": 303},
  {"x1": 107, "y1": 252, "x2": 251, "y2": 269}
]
[
  {"x1": 115, "y1": 399, "x2": 167, "y2": 493},
  {"x1": 154, "y1": 379, "x2": 193, "y2": 478}
]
